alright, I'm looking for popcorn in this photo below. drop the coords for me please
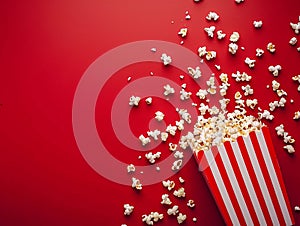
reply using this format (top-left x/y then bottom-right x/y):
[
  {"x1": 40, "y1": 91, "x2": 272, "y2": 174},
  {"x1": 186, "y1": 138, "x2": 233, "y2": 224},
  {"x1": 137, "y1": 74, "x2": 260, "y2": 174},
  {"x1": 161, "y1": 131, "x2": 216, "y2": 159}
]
[
  {"x1": 215, "y1": 64, "x2": 221, "y2": 70},
  {"x1": 289, "y1": 37, "x2": 297, "y2": 45},
  {"x1": 198, "y1": 103, "x2": 209, "y2": 115},
  {"x1": 161, "y1": 53, "x2": 172, "y2": 65},
  {"x1": 235, "y1": 0, "x2": 244, "y2": 3},
  {"x1": 187, "y1": 199, "x2": 195, "y2": 208},
  {"x1": 276, "y1": 89, "x2": 287, "y2": 97},
  {"x1": 178, "y1": 28, "x2": 188, "y2": 37},
  {"x1": 177, "y1": 213, "x2": 187, "y2": 224},
  {"x1": 187, "y1": 66, "x2": 202, "y2": 79},
  {"x1": 268, "y1": 65, "x2": 282, "y2": 76},
  {"x1": 162, "y1": 180, "x2": 175, "y2": 191},
  {"x1": 293, "y1": 111, "x2": 300, "y2": 120},
  {"x1": 217, "y1": 30, "x2": 226, "y2": 39},
  {"x1": 174, "y1": 151, "x2": 184, "y2": 159},
  {"x1": 232, "y1": 71, "x2": 252, "y2": 82},
  {"x1": 124, "y1": 204, "x2": 134, "y2": 215},
  {"x1": 142, "y1": 212, "x2": 164, "y2": 225},
  {"x1": 283, "y1": 132, "x2": 295, "y2": 144},
  {"x1": 150, "y1": 48, "x2": 157, "y2": 52},
  {"x1": 132, "y1": 177, "x2": 142, "y2": 190},
  {"x1": 295, "y1": 206, "x2": 300, "y2": 211},
  {"x1": 177, "y1": 108, "x2": 192, "y2": 123},
  {"x1": 179, "y1": 75, "x2": 184, "y2": 80},
  {"x1": 284, "y1": 145, "x2": 295, "y2": 154},
  {"x1": 258, "y1": 110, "x2": 274, "y2": 121},
  {"x1": 173, "y1": 187, "x2": 186, "y2": 198},
  {"x1": 229, "y1": 32, "x2": 240, "y2": 42},
  {"x1": 167, "y1": 205, "x2": 179, "y2": 215},
  {"x1": 185, "y1": 14, "x2": 191, "y2": 20},
  {"x1": 172, "y1": 159, "x2": 183, "y2": 171},
  {"x1": 129, "y1": 96, "x2": 141, "y2": 106},
  {"x1": 275, "y1": 124, "x2": 285, "y2": 136},
  {"x1": 180, "y1": 89, "x2": 192, "y2": 100},
  {"x1": 163, "y1": 84, "x2": 175, "y2": 96},
  {"x1": 242, "y1": 84, "x2": 254, "y2": 96},
  {"x1": 181, "y1": 83, "x2": 187, "y2": 89},
  {"x1": 166, "y1": 124, "x2": 177, "y2": 136},
  {"x1": 245, "y1": 57, "x2": 256, "y2": 68},
  {"x1": 198, "y1": 46, "x2": 207, "y2": 57},
  {"x1": 253, "y1": 20, "x2": 263, "y2": 28},
  {"x1": 127, "y1": 76, "x2": 132, "y2": 82},
  {"x1": 290, "y1": 16, "x2": 300, "y2": 34},
  {"x1": 161, "y1": 194, "x2": 172, "y2": 205},
  {"x1": 169, "y1": 142, "x2": 178, "y2": 151},
  {"x1": 145, "y1": 151, "x2": 161, "y2": 164},
  {"x1": 161, "y1": 132, "x2": 169, "y2": 141},
  {"x1": 179, "y1": 177, "x2": 185, "y2": 183},
  {"x1": 229, "y1": 43, "x2": 238, "y2": 54},
  {"x1": 196, "y1": 89, "x2": 208, "y2": 99},
  {"x1": 298, "y1": 47, "x2": 300, "y2": 52},
  {"x1": 206, "y1": 51, "x2": 217, "y2": 60},
  {"x1": 176, "y1": 120, "x2": 185, "y2": 131},
  {"x1": 127, "y1": 164, "x2": 136, "y2": 173},
  {"x1": 206, "y1": 12, "x2": 219, "y2": 21},
  {"x1": 147, "y1": 129, "x2": 161, "y2": 140},
  {"x1": 208, "y1": 106, "x2": 220, "y2": 115},
  {"x1": 204, "y1": 26, "x2": 216, "y2": 38},
  {"x1": 155, "y1": 111, "x2": 165, "y2": 121},
  {"x1": 219, "y1": 82, "x2": 230, "y2": 96},
  {"x1": 256, "y1": 48, "x2": 264, "y2": 57},
  {"x1": 246, "y1": 99, "x2": 258, "y2": 109},
  {"x1": 267, "y1": 42, "x2": 276, "y2": 53},
  {"x1": 193, "y1": 217, "x2": 197, "y2": 222},
  {"x1": 272, "y1": 80, "x2": 280, "y2": 91},
  {"x1": 139, "y1": 135, "x2": 151, "y2": 146},
  {"x1": 145, "y1": 97, "x2": 152, "y2": 105}
]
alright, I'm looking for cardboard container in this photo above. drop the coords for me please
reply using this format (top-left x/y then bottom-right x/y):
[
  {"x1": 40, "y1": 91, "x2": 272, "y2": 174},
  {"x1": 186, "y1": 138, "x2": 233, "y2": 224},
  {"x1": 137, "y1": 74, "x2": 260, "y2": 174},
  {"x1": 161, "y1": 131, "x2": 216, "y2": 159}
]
[{"x1": 195, "y1": 127, "x2": 295, "y2": 225}]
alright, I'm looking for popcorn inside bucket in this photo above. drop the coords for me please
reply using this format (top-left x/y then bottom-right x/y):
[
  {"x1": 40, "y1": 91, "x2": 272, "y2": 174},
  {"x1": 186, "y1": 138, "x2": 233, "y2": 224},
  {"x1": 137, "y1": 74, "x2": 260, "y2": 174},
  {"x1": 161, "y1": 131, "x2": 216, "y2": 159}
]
[{"x1": 188, "y1": 107, "x2": 295, "y2": 225}]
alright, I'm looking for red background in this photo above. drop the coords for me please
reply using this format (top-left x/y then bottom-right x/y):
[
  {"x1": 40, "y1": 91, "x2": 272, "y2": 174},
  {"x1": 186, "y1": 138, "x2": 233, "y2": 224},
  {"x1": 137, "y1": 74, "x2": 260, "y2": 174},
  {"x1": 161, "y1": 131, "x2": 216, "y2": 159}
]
[{"x1": 0, "y1": 0, "x2": 299, "y2": 225}]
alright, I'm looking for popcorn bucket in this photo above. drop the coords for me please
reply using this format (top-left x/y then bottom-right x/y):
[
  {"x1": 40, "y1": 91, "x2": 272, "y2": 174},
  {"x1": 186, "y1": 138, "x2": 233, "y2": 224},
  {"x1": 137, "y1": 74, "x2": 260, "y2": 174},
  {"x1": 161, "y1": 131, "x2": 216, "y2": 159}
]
[{"x1": 195, "y1": 127, "x2": 295, "y2": 225}]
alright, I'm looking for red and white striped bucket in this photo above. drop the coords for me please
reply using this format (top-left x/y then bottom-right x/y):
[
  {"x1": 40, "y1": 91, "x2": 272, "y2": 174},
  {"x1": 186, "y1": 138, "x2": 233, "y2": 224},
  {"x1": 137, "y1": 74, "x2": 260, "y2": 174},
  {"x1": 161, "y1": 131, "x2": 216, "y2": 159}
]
[{"x1": 195, "y1": 127, "x2": 295, "y2": 225}]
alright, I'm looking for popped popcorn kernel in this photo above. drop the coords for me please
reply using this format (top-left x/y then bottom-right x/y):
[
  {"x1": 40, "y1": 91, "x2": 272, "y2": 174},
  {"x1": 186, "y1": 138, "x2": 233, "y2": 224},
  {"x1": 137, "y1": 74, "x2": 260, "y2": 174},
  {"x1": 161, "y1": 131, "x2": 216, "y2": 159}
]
[
  {"x1": 245, "y1": 57, "x2": 256, "y2": 68},
  {"x1": 217, "y1": 30, "x2": 226, "y2": 39},
  {"x1": 289, "y1": 37, "x2": 298, "y2": 46},
  {"x1": 242, "y1": 84, "x2": 254, "y2": 96},
  {"x1": 161, "y1": 194, "x2": 172, "y2": 205},
  {"x1": 166, "y1": 124, "x2": 177, "y2": 136},
  {"x1": 178, "y1": 28, "x2": 188, "y2": 37},
  {"x1": 124, "y1": 204, "x2": 134, "y2": 215},
  {"x1": 127, "y1": 164, "x2": 136, "y2": 173},
  {"x1": 188, "y1": 66, "x2": 202, "y2": 79},
  {"x1": 267, "y1": 42, "x2": 276, "y2": 53},
  {"x1": 290, "y1": 16, "x2": 300, "y2": 34},
  {"x1": 169, "y1": 142, "x2": 178, "y2": 152},
  {"x1": 206, "y1": 12, "x2": 219, "y2": 21},
  {"x1": 284, "y1": 145, "x2": 295, "y2": 154},
  {"x1": 129, "y1": 96, "x2": 141, "y2": 106},
  {"x1": 145, "y1": 151, "x2": 161, "y2": 164},
  {"x1": 295, "y1": 206, "x2": 300, "y2": 211},
  {"x1": 162, "y1": 180, "x2": 175, "y2": 191},
  {"x1": 230, "y1": 32, "x2": 240, "y2": 42},
  {"x1": 268, "y1": 65, "x2": 282, "y2": 76},
  {"x1": 177, "y1": 213, "x2": 187, "y2": 224},
  {"x1": 256, "y1": 48, "x2": 264, "y2": 57},
  {"x1": 179, "y1": 177, "x2": 185, "y2": 183},
  {"x1": 145, "y1": 97, "x2": 152, "y2": 105},
  {"x1": 293, "y1": 111, "x2": 300, "y2": 120},
  {"x1": 163, "y1": 84, "x2": 175, "y2": 96},
  {"x1": 139, "y1": 135, "x2": 151, "y2": 146},
  {"x1": 253, "y1": 20, "x2": 263, "y2": 28},
  {"x1": 161, "y1": 132, "x2": 168, "y2": 142},
  {"x1": 204, "y1": 26, "x2": 216, "y2": 38},
  {"x1": 187, "y1": 199, "x2": 195, "y2": 208},
  {"x1": 132, "y1": 177, "x2": 142, "y2": 190},
  {"x1": 172, "y1": 159, "x2": 183, "y2": 171},
  {"x1": 167, "y1": 205, "x2": 179, "y2": 215},
  {"x1": 161, "y1": 53, "x2": 172, "y2": 65},
  {"x1": 173, "y1": 187, "x2": 186, "y2": 198},
  {"x1": 206, "y1": 51, "x2": 217, "y2": 60},
  {"x1": 155, "y1": 111, "x2": 165, "y2": 121},
  {"x1": 229, "y1": 42, "x2": 238, "y2": 54},
  {"x1": 147, "y1": 129, "x2": 161, "y2": 140}
]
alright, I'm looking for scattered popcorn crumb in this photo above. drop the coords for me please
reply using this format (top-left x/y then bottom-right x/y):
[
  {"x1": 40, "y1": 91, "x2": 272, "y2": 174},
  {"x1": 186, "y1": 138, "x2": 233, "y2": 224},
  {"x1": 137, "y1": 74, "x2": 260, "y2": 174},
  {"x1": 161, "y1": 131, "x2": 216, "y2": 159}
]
[
  {"x1": 139, "y1": 135, "x2": 151, "y2": 146},
  {"x1": 293, "y1": 111, "x2": 300, "y2": 120},
  {"x1": 193, "y1": 217, "x2": 197, "y2": 222},
  {"x1": 132, "y1": 177, "x2": 142, "y2": 190},
  {"x1": 167, "y1": 205, "x2": 179, "y2": 215},
  {"x1": 161, "y1": 194, "x2": 172, "y2": 205},
  {"x1": 177, "y1": 213, "x2": 187, "y2": 224},
  {"x1": 180, "y1": 40, "x2": 184, "y2": 45},
  {"x1": 124, "y1": 204, "x2": 134, "y2": 215},
  {"x1": 147, "y1": 129, "x2": 161, "y2": 140},
  {"x1": 127, "y1": 164, "x2": 136, "y2": 173},
  {"x1": 206, "y1": 12, "x2": 219, "y2": 21},
  {"x1": 215, "y1": 65, "x2": 221, "y2": 70},
  {"x1": 173, "y1": 187, "x2": 186, "y2": 198},
  {"x1": 150, "y1": 71, "x2": 154, "y2": 76},
  {"x1": 162, "y1": 180, "x2": 175, "y2": 191},
  {"x1": 230, "y1": 32, "x2": 240, "y2": 42},
  {"x1": 138, "y1": 155, "x2": 142, "y2": 159},
  {"x1": 291, "y1": 99, "x2": 294, "y2": 104},
  {"x1": 127, "y1": 76, "x2": 132, "y2": 82},
  {"x1": 121, "y1": 224, "x2": 127, "y2": 226},
  {"x1": 284, "y1": 145, "x2": 295, "y2": 154},
  {"x1": 129, "y1": 96, "x2": 141, "y2": 106},
  {"x1": 178, "y1": 28, "x2": 188, "y2": 38},
  {"x1": 150, "y1": 47, "x2": 157, "y2": 52},
  {"x1": 267, "y1": 42, "x2": 276, "y2": 53},
  {"x1": 289, "y1": 37, "x2": 298, "y2": 46},
  {"x1": 188, "y1": 66, "x2": 202, "y2": 79},
  {"x1": 253, "y1": 20, "x2": 263, "y2": 28},
  {"x1": 217, "y1": 30, "x2": 226, "y2": 39},
  {"x1": 187, "y1": 199, "x2": 195, "y2": 208},
  {"x1": 229, "y1": 43, "x2": 238, "y2": 54},
  {"x1": 245, "y1": 57, "x2": 256, "y2": 68},
  {"x1": 179, "y1": 177, "x2": 185, "y2": 183},
  {"x1": 241, "y1": 46, "x2": 245, "y2": 50},
  {"x1": 256, "y1": 48, "x2": 264, "y2": 57},
  {"x1": 172, "y1": 159, "x2": 183, "y2": 171},
  {"x1": 268, "y1": 65, "x2": 282, "y2": 76},
  {"x1": 145, "y1": 97, "x2": 152, "y2": 105},
  {"x1": 145, "y1": 151, "x2": 161, "y2": 164},
  {"x1": 235, "y1": 0, "x2": 244, "y2": 3},
  {"x1": 204, "y1": 26, "x2": 216, "y2": 38},
  {"x1": 163, "y1": 84, "x2": 175, "y2": 96},
  {"x1": 295, "y1": 206, "x2": 300, "y2": 211},
  {"x1": 179, "y1": 75, "x2": 184, "y2": 80},
  {"x1": 156, "y1": 166, "x2": 160, "y2": 171},
  {"x1": 297, "y1": 47, "x2": 300, "y2": 52},
  {"x1": 161, "y1": 53, "x2": 172, "y2": 65}
]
